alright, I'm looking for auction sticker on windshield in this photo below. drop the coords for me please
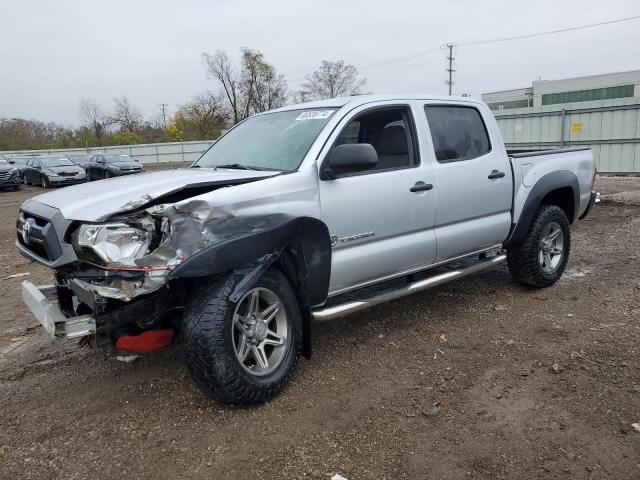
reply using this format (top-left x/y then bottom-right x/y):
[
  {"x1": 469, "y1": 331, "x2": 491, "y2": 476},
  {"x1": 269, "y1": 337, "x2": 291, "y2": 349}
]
[{"x1": 296, "y1": 110, "x2": 334, "y2": 120}]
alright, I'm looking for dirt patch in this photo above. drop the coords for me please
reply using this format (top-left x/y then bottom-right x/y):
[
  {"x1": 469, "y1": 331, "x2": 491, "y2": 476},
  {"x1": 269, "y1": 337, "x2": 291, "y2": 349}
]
[{"x1": 0, "y1": 176, "x2": 639, "y2": 479}]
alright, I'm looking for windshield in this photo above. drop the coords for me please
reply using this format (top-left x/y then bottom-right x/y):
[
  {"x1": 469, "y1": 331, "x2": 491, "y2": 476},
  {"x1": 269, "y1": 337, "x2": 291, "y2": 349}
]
[
  {"x1": 194, "y1": 108, "x2": 336, "y2": 171},
  {"x1": 11, "y1": 158, "x2": 28, "y2": 165},
  {"x1": 40, "y1": 157, "x2": 75, "y2": 167},
  {"x1": 104, "y1": 154, "x2": 133, "y2": 163}
]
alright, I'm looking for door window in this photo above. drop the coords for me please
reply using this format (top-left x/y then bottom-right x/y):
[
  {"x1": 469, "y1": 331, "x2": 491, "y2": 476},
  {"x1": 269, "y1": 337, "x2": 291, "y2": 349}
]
[
  {"x1": 330, "y1": 107, "x2": 418, "y2": 174},
  {"x1": 424, "y1": 106, "x2": 491, "y2": 162}
]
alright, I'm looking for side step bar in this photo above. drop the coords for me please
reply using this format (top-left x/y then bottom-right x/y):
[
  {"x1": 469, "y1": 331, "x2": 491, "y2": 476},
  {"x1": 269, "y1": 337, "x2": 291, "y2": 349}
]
[{"x1": 311, "y1": 254, "x2": 507, "y2": 321}]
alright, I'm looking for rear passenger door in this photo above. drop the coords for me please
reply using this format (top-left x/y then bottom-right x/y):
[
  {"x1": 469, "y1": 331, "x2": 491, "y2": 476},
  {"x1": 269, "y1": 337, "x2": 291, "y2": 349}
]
[
  {"x1": 318, "y1": 103, "x2": 437, "y2": 295},
  {"x1": 424, "y1": 102, "x2": 512, "y2": 260}
]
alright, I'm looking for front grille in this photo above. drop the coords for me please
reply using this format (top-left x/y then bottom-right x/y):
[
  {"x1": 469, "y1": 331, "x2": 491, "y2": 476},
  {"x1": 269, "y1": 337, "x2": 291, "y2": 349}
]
[
  {"x1": 0, "y1": 172, "x2": 10, "y2": 180},
  {"x1": 16, "y1": 211, "x2": 63, "y2": 262},
  {"x1": 57, "y1": 171, "x2": 77, "y2": 177}
]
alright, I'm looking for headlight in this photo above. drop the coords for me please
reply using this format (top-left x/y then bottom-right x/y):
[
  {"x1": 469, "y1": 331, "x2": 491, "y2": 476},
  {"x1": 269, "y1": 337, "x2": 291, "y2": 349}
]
[
  {"x1": 111, "y1": 165, "x2": 121, "y2": 170},
  {"x1": 46, "y1": 170, "x2": 59, "y2": 177},
  {"x1": 75, "y1": 223, "x2": 151, "y2": 263}
]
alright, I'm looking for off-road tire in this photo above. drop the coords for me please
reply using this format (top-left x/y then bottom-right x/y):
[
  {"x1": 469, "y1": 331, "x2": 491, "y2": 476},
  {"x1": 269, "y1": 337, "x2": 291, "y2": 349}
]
[
  {"x1": 183, "y1": 268, "x2": 302, "y2": 405},
  {"x1": 507, "y1": 204, "x2": 571, "y2": 288}
]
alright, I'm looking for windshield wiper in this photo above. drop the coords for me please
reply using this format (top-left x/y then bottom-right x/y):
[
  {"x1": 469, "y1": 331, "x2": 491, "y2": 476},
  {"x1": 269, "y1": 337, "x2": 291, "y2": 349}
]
[{"x1": 214, "y1": 163, "x2": 262, "y2": 171}]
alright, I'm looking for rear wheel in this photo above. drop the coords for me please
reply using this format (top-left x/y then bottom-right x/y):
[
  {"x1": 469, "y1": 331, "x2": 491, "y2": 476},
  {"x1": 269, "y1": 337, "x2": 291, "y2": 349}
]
[
  {"x1": 183, "y1": 268, "x2": 302, "y2": 404},
  {"x1": 507, "y1": 204, "x2": 570, "y2": 287}
]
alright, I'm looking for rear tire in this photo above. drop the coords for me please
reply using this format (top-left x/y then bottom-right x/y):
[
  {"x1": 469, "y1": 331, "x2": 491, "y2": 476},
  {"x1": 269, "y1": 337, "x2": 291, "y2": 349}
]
[
  {"x1": 507, "y1": 204, "x2": 571, "y2": 288},
  {"x1": 183, "y1": 268, "x2": 302, "y2": 405}
]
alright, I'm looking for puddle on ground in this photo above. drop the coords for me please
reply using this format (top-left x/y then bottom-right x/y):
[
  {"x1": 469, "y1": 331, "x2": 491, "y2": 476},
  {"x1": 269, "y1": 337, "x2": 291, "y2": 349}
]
[{"x1": 562, "y1": 266, "x2": 593, "y2": 281}]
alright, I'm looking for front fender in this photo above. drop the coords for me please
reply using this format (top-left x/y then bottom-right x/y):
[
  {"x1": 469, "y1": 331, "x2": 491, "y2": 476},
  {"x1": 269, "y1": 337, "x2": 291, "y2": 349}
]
[{"x1": 169, "y1": 215, "x2": 332, "y2": 307}]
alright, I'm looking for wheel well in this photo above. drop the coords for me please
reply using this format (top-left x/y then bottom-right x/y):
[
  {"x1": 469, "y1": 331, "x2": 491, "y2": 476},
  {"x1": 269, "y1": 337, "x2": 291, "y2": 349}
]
[{"x1": 541, "y1": 187, "x2": 575, "y2": 223}]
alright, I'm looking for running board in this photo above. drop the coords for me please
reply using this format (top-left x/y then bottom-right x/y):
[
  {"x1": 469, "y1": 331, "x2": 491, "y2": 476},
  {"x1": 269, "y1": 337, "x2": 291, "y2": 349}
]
[{"x1": 311, "y1": 254, "x2": 507, "y2": 321}]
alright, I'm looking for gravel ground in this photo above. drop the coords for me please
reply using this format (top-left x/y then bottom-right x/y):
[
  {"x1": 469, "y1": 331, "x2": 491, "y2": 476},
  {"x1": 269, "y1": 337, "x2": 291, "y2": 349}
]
[{"x1": 0, "y1": 169, "x2": 639, "y2": 480}]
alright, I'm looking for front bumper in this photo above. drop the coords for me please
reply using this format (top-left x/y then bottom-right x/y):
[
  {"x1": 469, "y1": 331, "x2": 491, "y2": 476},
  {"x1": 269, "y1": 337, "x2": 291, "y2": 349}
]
[
  {"x1": 113, "y1": 170, "x2": 143, "y2": 176},
  {"x1": 48, "y1": 176, "x2": 86, "y2": 186},
  {"x1": 0, "y1": 176, "x2": 22, "y2": 187},
  {"x1": 21, "y1": 280, "x2": 95, "y2": 339}
]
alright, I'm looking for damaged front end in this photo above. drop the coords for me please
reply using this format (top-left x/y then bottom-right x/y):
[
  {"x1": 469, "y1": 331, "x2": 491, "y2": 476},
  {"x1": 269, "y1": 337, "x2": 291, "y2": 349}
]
[
  {"x1": 16, "y1": 172, "x2": 277, "y2": 348},
  {"x1": 17, "y1": 167, "x2": 330, "y2": 352}
]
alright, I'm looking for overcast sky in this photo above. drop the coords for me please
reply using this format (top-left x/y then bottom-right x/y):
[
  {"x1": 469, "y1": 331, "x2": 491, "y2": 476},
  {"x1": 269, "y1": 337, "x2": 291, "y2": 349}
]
[{"x1": 1, "y1": 0, "x2": 639, "y2": 125}]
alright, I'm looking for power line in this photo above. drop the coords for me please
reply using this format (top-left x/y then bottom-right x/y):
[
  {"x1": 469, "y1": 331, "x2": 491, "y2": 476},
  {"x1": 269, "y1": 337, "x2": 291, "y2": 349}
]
[
  {"x1": 358, "y1": 46, "x2": 443, "y2": 72},
  {"x1": 350, "y1": 14, "x2": 640, "y2": 77},
  {"x1": 458, "y1": 14, "x2": 640, "y2": 47}
]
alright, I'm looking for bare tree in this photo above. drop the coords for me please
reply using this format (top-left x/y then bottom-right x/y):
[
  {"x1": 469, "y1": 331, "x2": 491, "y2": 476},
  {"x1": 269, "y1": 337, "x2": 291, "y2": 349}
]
[
  {"x1": 301, "y1": 60, "x2": 366, "y2": 100},
  {"x1": 78, "y1": 98, "x2": 105, "y2": 141},
  {"x1": 171, "y1": 91, "x2": 229, "y2": 139},
  {"x1": 240, "y1": 47, "x2": 287, "y2": 116},
  {"x1": 202, "y1": 50, "x2": 242, "y2": 124},
  {"x1": 202, "y1": 48, "x2": 287, "y2": 124},
  {"x1": 111, "y1": 96, "x2": 143, "y2": 133}
]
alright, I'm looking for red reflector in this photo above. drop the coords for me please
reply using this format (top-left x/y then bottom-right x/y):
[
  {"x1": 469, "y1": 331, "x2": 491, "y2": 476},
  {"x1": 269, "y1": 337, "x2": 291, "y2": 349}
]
[{"x1": 115, "y1": 329, "x2": 174, "y2": 353}]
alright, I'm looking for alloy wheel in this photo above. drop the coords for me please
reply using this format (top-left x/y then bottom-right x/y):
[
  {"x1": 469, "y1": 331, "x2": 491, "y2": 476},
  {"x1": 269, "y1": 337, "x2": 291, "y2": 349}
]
[
  {"x1": 539, "y1": 221, "x2": 564, "y2": 274},
  {"x1": 231, "y1": 287, "x2": 288, "y2": 376}
]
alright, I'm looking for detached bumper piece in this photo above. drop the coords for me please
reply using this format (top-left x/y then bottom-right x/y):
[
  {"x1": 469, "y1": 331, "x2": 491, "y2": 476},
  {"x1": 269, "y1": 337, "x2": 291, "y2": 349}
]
[{"x1": 21, "y1": 280, "x2": 95, "y2": 339}]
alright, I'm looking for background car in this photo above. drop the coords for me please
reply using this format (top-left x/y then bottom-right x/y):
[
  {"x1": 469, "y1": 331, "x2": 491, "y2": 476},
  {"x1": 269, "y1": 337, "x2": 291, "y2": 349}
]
[
  {"x1": 22, "y1": 156, "x2": 86, "y2": 188},
  {"x1": 0, "y1": 156, "x2": 22, "y2": 190},
  {"x1": 86, "y1": 154, "x2": 144, "y2": 180},
  {"x1": 7, "y1": 156, "x2": 30, "y2": 173},
  {"x1": 66, "y1": 153, "x2": 93, "y2": 169}
]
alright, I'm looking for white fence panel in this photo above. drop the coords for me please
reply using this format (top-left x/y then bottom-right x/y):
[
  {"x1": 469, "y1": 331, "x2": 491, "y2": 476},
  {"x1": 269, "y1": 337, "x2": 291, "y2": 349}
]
[{"x1": 0, "y1": 140, "x2": 216, "y2": 165}]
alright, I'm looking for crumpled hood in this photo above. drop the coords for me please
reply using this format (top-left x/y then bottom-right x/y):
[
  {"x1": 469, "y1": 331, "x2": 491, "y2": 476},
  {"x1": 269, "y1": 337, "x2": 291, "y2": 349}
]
[
  {"x1": 29, "y1": 168, "x2": 278, "y2": 221},
  {"x1": 0, "y1": 164, "x2": 17, "y2": 173}
]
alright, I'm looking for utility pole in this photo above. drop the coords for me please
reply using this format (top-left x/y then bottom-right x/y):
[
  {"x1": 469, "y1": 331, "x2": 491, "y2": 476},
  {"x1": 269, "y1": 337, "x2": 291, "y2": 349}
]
[
  {"x1": 445, "y1": 43, "x2": 455, "y2": 96},
  {"x1": 159, "y1": 103, "x2": 168, "y2": 131}
]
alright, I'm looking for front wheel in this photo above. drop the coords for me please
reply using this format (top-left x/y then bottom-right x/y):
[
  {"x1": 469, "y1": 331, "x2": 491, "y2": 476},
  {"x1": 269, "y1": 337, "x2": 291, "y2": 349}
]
[
  {"x1": 183, "y1": 268, "x2": 302, "y2": 404},
  {"x1": 41, "y1": 176, "x2": 50, "y2": 189},
  {"x1": 507, "y1": 204, "x2": 571, "y2": 288}
]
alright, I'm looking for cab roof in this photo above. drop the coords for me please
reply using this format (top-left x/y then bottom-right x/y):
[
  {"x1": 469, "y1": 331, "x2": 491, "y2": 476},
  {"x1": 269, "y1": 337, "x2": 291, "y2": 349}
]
[{"x1": 269, "y1": 94, "x2": 484, "y2": 113}]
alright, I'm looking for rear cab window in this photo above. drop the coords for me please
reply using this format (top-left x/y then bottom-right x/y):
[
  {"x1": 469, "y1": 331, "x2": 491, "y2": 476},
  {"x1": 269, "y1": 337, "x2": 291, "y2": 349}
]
[{"x1": 424, "y1": 105, "x2": 491, "y2": 162}]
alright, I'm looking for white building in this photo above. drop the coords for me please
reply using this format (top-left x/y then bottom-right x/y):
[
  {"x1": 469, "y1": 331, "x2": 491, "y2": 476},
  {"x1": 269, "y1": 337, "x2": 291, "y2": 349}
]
[{"x1": 482, "y1": 70, "x2": 640, "y2": 111}]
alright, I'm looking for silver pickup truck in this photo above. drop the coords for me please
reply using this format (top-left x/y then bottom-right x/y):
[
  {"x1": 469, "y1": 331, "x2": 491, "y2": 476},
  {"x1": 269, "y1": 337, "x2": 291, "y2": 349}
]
[{"x1": 17, "y1": 95, "x2": 597, "y2": 404}]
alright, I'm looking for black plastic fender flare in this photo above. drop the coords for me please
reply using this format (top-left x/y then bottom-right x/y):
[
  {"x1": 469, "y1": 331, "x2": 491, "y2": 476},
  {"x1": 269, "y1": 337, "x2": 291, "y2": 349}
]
[{"x1": 504, "y1": 170, "x2": 579, "y2": 248}]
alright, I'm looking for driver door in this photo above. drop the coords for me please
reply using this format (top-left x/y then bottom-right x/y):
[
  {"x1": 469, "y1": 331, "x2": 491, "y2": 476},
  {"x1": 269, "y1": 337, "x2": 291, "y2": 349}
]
[{"x1": 318, "y1": 103, "x2": 437, "y2": 296}]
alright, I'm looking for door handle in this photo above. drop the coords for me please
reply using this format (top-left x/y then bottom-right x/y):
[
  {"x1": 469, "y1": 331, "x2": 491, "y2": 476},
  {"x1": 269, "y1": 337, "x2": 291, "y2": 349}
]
[
  {"x1": 410, "y1": 181, "x2": 434, "y2": 193},
  {"x1": 488, "y1": 170, "x2": 505, "y2": 179}
]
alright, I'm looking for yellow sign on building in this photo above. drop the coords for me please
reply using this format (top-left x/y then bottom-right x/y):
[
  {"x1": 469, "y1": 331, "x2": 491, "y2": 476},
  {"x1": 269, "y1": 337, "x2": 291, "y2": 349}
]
[{"x1": 570, "y1": 123, "x2": 584, "y2": 133}]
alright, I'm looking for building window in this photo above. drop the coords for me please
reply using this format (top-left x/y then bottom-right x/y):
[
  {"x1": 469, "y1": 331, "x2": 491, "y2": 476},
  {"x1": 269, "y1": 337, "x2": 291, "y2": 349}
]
[
  {"x1": 487, "y1": 99, "x2": 532, "y2": 110},
  {"x1": 542, "y1": 85, "x2": 635, "y2": 105}
]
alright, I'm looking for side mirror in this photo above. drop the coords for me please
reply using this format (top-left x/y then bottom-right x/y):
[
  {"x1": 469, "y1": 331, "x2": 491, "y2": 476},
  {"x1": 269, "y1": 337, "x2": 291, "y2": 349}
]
[
  {"x1": 325, "y1": 143, "x2": 378, "y2": 179},
  {"x1": 8, "y1": 160, "x2": 15, "y2": 164}
]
